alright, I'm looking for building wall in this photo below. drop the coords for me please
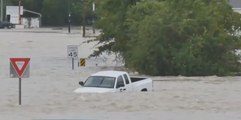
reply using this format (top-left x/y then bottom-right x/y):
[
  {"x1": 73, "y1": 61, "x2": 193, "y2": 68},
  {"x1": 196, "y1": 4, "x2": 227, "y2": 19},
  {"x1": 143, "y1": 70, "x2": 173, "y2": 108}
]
[
  {"x1": 23, "y1": 17, "x2": 40, "y2": 28},
  {"x1": 6, "y1": 6, "x2": 23, "y2": 24}
]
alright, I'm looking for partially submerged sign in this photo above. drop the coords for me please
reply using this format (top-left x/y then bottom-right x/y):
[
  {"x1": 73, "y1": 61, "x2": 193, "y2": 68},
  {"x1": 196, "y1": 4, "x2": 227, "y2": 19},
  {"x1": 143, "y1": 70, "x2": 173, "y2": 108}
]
[
  {"x1": 10, "y1": 58, "x2": 30, "y2": 105},
  {"x1": 67, "y1": 45, "x2": 78, "y2": 70},
  {"x1": 67, "y1": 45, "x2": 78, "y2": 59},
  {"x1": 10, "y1": 58, "x2": 30, "y2": 78}
]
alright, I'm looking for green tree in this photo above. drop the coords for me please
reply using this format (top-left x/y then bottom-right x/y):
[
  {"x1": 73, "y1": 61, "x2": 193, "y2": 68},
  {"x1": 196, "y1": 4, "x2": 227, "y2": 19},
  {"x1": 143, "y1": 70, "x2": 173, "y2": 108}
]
[
  {"x1": 71, "y1": 0, "x2": 95, "y2": 25},
  {"x1": 93, "y1": 0, "x2": 139, "y2": 56},
  {"x1": 95, "y1": 0, "x2": 241, "y2": 76},
  {"x1": 41, "y1": 0, "x2": 69, "y2": 26}
]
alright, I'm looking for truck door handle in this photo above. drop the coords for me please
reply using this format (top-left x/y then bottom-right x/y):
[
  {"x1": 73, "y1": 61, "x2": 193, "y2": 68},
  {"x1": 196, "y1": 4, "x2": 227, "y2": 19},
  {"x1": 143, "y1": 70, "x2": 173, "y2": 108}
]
[{"x1": 120, "y1": 88, "x2": 126, "y2": 92}]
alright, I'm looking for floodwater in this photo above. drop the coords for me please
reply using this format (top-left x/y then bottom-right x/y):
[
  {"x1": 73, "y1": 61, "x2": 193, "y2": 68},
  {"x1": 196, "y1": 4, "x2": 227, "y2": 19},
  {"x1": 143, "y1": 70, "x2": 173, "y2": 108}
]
[{"x1": 0, "y1": 28, "x2": 241, "y2": 120}]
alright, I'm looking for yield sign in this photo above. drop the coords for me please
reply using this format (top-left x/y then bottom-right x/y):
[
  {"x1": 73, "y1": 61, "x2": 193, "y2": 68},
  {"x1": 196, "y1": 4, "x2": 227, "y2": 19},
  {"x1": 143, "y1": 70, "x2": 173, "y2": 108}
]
[{"x1": 10, "y1": 58, "x2": 30, "y2": 78}]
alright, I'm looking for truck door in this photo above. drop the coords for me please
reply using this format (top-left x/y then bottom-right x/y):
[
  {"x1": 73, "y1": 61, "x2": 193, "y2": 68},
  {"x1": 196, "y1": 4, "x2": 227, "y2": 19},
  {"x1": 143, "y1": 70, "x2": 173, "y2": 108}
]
[
  {"x1": 123, "y1": 74, "x2": 133, "y2": 92},
  {"x1": 116, "y1": 75, "x2": 126, "y2": 92}
]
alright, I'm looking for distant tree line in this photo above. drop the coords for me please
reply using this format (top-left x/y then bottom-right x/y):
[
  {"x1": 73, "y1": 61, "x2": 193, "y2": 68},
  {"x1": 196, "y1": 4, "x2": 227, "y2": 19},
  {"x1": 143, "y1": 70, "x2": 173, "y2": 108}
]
[{"x1": 5, "y1": 0, "x2": 95, "y2": 26}]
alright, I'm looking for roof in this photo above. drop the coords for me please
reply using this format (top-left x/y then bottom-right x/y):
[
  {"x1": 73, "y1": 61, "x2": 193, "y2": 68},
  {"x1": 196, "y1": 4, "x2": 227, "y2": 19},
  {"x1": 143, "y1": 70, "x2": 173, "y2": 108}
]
[
  {"x1": 229, "y1": 0, "x2": 241, "y2": 8},
  {"x1": 91, "y1": 71, "x2": 127, "y2": 78}
]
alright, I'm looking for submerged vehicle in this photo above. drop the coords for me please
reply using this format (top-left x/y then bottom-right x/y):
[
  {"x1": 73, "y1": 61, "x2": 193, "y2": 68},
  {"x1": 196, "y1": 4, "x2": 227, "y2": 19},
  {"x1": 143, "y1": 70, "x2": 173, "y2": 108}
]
[
  {"x1": 0, "y1": 21, "x2": 14, "y2": 29},
  {"x1": 74, "y1": 71, "x2": 153, "y2": 93}
]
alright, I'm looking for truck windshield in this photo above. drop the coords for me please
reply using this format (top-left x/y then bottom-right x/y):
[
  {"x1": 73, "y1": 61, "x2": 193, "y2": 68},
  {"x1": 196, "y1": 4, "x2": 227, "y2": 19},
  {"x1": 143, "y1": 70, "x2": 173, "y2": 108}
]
[{"x1": 84, "y1": 76, "x2": 115, "y2": 88}]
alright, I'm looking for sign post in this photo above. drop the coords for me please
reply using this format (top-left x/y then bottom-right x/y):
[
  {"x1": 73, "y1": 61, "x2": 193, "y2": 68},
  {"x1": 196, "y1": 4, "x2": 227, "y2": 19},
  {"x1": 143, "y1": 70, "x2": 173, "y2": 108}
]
[
  {"x1": 72, "y1": 57, "x2": 74, "y2": 70},
  {"x1": 10, "y1": 58, "x2": 30, "y2": 105},
  {"x1": 19, "y1": 78, "x2": 21, "y2": 105},
  {"x1": 0, "y1": 0, "x2": 3, "y2": 21},
  {"x1": 67, "y1": 45, "x2": 78, "y2": 70},
  {"x1": 92, "y1": 2, "x2": 95, "y2": 34}
]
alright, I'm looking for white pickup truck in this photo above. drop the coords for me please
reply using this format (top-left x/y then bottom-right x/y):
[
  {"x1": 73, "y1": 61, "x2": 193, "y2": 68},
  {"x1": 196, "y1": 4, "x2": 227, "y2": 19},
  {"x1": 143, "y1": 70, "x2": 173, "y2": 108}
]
[{"x1": 74, "y1": 71, "x2": 153, "y2": 93}]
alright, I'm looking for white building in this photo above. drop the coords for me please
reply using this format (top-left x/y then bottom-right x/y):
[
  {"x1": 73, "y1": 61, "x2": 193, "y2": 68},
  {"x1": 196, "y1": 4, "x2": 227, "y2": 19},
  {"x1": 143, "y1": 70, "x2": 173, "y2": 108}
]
[
  {"x1": 6, "y1": 6, "x2": 23, "y2": 24},
  {"x1": 6, "y1": 6, "x2": 41, "y2": 28}
]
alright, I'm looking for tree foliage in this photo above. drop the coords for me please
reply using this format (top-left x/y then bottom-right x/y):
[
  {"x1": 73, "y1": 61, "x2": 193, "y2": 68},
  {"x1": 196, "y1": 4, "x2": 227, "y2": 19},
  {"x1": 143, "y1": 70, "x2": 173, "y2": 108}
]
[
  {"x1": 93, "y1": 0, "x2": 139, "y2": 56},
  {"x1": 95, "y1": 0, "x2": 241, "y2": 76}
]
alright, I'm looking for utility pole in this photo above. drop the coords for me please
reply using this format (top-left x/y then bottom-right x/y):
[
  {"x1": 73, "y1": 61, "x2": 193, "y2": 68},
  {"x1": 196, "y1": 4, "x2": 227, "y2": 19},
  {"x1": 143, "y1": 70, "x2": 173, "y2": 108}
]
[
  {"x1": 18, "y1": 0, "x2": 21, "y2": 24},
  {"x1": 82, "y1": 0, "x2": 86, "y2": 37},
  {"x1": 68, "y1": 13, "x2": 71, "y2": 33},
  {"x1": 68, "y1": 0, "x2": 71, "y2": 33},
  {"x1": 92, "y1": 1, "x2": 95, "y2": 34},
  {"x1": 0, "y1": 0, "x2": 3, "y2": 21}
]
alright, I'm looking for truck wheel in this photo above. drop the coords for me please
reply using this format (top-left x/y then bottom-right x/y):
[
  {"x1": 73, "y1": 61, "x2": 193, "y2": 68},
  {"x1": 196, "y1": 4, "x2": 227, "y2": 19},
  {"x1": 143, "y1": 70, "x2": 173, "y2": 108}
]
[{"x1": 141, "y1": 88, "x2": 147, "y2": 92}]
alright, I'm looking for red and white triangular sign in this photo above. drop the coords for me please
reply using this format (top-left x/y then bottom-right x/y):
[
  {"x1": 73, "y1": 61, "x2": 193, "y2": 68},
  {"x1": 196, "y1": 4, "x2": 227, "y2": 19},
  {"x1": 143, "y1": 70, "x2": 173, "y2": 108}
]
[{"x1": 10, "y1": 58, "x2": 30, "y2": 77}]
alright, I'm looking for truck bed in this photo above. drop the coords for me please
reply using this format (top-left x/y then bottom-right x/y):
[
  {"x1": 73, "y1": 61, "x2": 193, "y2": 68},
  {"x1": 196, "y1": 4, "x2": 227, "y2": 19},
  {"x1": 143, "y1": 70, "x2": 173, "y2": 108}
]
[{"x1": 130, "y1": 77, "x2": 147, "y2": 83}]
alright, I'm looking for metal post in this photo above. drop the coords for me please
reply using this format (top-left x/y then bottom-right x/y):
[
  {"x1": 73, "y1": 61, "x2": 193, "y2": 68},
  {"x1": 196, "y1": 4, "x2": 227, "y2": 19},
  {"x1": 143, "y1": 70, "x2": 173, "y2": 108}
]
[
  {"x1": 78, "y1": 61, "x2": 80, "y2": 67},
  {"x1": 19, "y1": 78, "x2": 21, "y2": 105},
  {"x1": 68, "y1": 0, "x2": 71, "y2": 33},
  {"x1": 18, "y1": 0, "x2": 21, "y2": 24},
  {"x1": 72, "y1": 57, "x2": 74, "y2": 70},
  {"x1": 39, "y1": 15, "x2": 42, "y2": 27},
  {"x1": 92, "y1": 2, "x2": 95, "y2": 34},
  {"x1": 0, "y1": 0, "x2": 3, "y2": 21},
  {"x1": 68, "y1": 13, "x2": 71, "y2": 33},
  {"x1": 82, "y1": 0, "x2": 86, "y2": 37}
]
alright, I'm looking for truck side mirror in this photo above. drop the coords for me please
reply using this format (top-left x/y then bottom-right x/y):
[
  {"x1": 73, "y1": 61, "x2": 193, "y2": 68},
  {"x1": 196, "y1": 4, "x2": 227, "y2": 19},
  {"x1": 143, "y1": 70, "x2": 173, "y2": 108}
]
[{"x1": 79, "y1": 81, "x2": 84, "y2": 86}]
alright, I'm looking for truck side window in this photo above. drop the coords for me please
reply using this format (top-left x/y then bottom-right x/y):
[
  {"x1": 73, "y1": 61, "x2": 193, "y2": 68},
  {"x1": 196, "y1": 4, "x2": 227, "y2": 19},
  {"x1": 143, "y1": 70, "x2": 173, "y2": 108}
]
[
  {"x1": 123, "y1": 74, "x2": 129, "y2": 84},
  {"x1": 116, "y1": 76, "x2": 125, "y2": 88}
]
